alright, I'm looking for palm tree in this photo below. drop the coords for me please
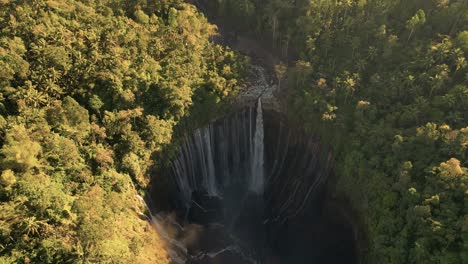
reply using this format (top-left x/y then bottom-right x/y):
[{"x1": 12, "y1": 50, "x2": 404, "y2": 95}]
[{"x1": 20, "y1": 216, "x2": 48, "y2": 236}]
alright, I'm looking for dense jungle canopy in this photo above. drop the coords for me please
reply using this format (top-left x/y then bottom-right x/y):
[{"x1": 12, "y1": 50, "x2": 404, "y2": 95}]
[{"x1": 0, "y1": 0, "x2": 467, "y2": 263}]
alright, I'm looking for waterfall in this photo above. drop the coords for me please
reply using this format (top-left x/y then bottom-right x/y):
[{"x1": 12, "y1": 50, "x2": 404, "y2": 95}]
[
  {"x1": 169, "y1": 100, "x2": 331, "y2": 221},
  {"x1": 249, "y1": 98, "x2": 264, "y2": 194},
  {"x1": 155, "y1": 65, "x2": 334, "y2": 263},
  {"x1": 170, "y1": 107, "x2": 255, "y2": 211}
]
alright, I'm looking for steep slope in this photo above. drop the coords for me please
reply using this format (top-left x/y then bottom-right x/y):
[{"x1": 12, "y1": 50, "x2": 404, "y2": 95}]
[
  {"x1": 0, "y1": 0, "x2": 247, "y2": 263},
  {"x1": 196, "y1": 0, "x2": 467, "y2": 263}
]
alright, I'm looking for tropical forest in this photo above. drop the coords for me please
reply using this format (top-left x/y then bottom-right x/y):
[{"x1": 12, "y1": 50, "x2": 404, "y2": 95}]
[{"x1": 0, "y1": 0, "x2": 466, "y2": 263}]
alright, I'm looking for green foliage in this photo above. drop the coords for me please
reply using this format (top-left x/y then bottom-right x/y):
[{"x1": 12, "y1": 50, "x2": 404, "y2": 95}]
[
  {"x1": 1, "y1": 125, "x2": 41, "y2": 172},
  {"x1": 46, "y1": 96, "x2": 90, "y2": 141},
  {"x1": 0, "y1": 0, "x2": 246, "y2": 263},
  {"x1": 134, "y1": 9, "x2": 150, "y2": 24},
  {"x1": 406, "y1": 9, "x2": 426, "y2": 41},
  {"x1": 210, "y1": 0, "x2": 467, "y2": 262},
  {"x1": 0, "y1": 170, "x2": 16, "y2": 188}
]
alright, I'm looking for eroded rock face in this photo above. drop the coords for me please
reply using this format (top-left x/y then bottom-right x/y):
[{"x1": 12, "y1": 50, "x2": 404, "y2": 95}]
[
  {"x1": 168, "y1": 108, "x2": 331, "y2": 221},
  {"x1": 151, "y1": 56, "x2": 359, "y2": 261},
  {"x1": 156, "y1": 108, "x2": 359, "y2": 263},
  {"x1": 237, "y1": 65, "x2": 281, "y2": 112}
]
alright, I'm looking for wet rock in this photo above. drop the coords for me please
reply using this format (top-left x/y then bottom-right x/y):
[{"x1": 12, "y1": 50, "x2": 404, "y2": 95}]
[{"x1": 237, "y1": 65, "x2": 281, "y2": 112}]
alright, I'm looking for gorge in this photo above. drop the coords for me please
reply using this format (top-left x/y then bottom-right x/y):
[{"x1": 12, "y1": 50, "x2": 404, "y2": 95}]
[
  {"x1": 149, "y1": 66, "x2": 359, "y2": 263},
  {"x1": 1, "y1": 1, "x2": 466, "y2": 263}
]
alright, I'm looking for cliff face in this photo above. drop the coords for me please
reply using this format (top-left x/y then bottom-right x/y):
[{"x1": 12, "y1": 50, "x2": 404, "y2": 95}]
[
  {"x1": 154, "y1": 102, "x2": 360, "y2": 263},
  {"x1": 235, "y1": 64, "x2": 281, "y2": 111},
  {"x1": 147, "y1": 3, "x2": 363, "y2": 260},
  {"x1": 168, "y1": 107, "x2": 332, "y2": 218}
]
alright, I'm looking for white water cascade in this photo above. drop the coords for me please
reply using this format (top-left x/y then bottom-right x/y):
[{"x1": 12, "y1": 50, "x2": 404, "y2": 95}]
[
  {"x1": 161, "y1": 65, "x2": 333, "y2": 263},
  {"x1": 249, "y1": 98, "x2": 264, "y2": 194}
]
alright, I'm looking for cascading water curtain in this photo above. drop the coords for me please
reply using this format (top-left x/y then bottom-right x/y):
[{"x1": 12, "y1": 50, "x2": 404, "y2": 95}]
[
  {"x1": 249, "y1": 98, "x2": 264, "y2": 194},
  {"x1": 169, "y1": 103, "x2": 332, "y2": 222}
]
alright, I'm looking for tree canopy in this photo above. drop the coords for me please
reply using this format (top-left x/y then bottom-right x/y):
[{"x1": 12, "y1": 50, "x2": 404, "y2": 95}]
[
  {"x1": 208, "y1": 0, "x2": 467, "y2": 263},
  {"x1": 0, "y1": 0, "x2": 247, "y2": 262}
]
